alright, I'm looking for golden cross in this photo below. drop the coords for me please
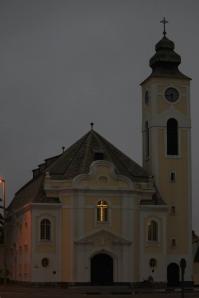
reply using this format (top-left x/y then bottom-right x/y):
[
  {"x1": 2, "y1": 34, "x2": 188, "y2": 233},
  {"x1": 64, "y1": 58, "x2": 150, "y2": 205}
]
[
  {"x1": 98, "y1": 201, "x2": 108, "y2": 222},
  {"x1": 160, "y1": 17, "x2": 168, "y2": 36}
]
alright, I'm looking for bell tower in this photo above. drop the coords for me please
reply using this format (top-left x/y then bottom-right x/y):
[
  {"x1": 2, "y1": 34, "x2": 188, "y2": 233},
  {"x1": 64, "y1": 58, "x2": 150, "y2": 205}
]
[{"x1": 141, "y1": 19, "x2": 192, "y2": 282}]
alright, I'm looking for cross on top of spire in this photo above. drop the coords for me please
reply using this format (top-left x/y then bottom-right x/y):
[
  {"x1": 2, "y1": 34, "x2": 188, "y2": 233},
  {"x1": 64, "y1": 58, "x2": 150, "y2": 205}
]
[
  {"x1": 90, "y1": 122, "x2": 94, "y2": 130},
  {"x1": 160, "y1": 17, "x2": 168, "y2": 37}
]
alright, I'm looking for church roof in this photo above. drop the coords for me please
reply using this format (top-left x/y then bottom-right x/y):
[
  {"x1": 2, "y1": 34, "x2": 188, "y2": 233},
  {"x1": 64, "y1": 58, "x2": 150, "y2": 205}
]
[
  {"x1": 47, "y1": 129, "x2": 149, "y2": 181},
  {"x1": 8, "y1": 129, "x2": 161, "y2": 211}
]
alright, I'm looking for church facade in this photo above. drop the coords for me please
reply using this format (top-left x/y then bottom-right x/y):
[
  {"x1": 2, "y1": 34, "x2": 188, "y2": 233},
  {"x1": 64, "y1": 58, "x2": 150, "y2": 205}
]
[{"x1": 6, "y1": 29, "x2": 192, "y2": 285}]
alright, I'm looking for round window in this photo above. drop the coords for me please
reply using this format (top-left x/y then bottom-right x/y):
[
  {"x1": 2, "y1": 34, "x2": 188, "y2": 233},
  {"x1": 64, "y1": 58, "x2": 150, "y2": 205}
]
[{"x1": 41, "y1": 258, "x2": 49, "y2": 267}]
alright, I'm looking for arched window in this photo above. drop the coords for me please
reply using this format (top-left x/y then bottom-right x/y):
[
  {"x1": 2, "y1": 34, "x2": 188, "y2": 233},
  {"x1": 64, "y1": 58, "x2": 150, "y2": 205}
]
[
  {"x1": 148, "y1": 220, "x2": 158, "y2": 241},
  {"x1": 167, "y1": 118, "x2": 178, "y2": 155},
  {"x1": 40, "y1": 219, "x2": 51, "y2": 240},
  {"x1": 97, "y1": 200, "x2": 108, "y2": 222}
]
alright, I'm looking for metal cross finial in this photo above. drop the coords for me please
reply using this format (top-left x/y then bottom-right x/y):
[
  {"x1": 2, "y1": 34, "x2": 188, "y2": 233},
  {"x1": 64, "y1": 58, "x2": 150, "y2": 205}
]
[
  {"x1": 160, "y1": 17, "x2": 168, "y2": 37},
  {"x1": 90, "y1": 122, "x2": 94, "y2": 130}
]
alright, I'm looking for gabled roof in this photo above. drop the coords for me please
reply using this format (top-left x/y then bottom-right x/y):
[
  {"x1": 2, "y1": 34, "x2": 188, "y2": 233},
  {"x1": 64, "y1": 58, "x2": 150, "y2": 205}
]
[
  {"x1": 8, "y1": 129, "x2": 158, "y2": 211},
  {"x1": 75, "y1": 229, "x2": 131, "y2": 245}
]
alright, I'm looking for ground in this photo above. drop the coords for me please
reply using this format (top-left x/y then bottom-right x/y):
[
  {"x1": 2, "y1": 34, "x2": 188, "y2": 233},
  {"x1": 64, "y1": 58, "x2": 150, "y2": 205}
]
[{"x1": 0, "y1": 285, "x2": 199, "y2": 298}]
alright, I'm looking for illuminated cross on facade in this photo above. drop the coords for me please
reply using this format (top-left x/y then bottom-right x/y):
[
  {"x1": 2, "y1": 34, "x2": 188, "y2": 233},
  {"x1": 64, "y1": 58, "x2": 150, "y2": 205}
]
[
  {"x1": 97, "y1": 200, "x2": 108, "y2": 222},
  {"x1": 160, "y1": 17, "x2": 168, "y2": 37}
]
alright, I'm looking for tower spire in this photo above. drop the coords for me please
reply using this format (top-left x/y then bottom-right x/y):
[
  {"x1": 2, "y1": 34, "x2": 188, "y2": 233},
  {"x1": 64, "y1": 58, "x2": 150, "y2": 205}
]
[{"x1": 160, "y1": 17, "x2": 168, "y2": 37}]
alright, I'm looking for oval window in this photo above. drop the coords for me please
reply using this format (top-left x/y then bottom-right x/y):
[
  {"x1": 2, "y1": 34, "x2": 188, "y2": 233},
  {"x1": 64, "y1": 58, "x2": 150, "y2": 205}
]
[{"x1": 41, "y1": 258, "x2": 49, "y2": 267}]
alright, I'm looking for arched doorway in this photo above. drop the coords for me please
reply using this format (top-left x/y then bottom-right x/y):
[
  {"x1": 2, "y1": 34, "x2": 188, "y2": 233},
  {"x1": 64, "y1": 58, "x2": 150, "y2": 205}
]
[
  {"x1": 167, "y1": 263, "x2": 180, "y2": 286},
  {"x1": 91, "y1": 253, "x2": 113, "y2": 284}
]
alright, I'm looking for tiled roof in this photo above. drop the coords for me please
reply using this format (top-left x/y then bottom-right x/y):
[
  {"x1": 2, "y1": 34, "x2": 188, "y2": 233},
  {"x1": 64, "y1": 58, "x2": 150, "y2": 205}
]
[
  {"x1": 8, "y1": 129, "x2": 164, "y2": 211},
  {"x1": 8, "y1": 173, "x2": 60, "y2": 211}
]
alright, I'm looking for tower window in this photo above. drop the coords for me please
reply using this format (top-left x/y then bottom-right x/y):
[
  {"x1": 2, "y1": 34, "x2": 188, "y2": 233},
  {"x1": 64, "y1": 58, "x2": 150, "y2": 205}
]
[
  {"x1": 167, "y1": 118, "x2": 178, "y2": 155},
  {"x1": 40, "y1": 219, "x2": 51, "y2": 241},
  {"x1": 171, "y1": 238, "x2": 176, "y2": 247},
  {"x1": 94, "y1": 151, "x2": 104, "y2": 160},
  {"x1": 145, "y1": 121, "x2": 150, "y2": 159},
  {"x1": 147, "y1": 220, "x2": 158, "y2": 241},
  {"x1": 170, "y1": 171, "x2": 176, "y2": 182},
  {"x1": 97, "y1": 200, "x2": 108, "y2": 223},
  {"x1": 171, "y1": 206, "x2": 176, "y2": 215}
]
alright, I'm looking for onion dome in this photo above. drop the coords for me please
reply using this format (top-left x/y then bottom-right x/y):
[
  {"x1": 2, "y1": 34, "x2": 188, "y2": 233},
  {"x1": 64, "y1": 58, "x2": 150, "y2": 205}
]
[
  {"x1": 150, "y1": 36, "x2": 181, "y2": 71},
  {"x1": 140, "y1": 18, "x2": 191, "y2": 82}
]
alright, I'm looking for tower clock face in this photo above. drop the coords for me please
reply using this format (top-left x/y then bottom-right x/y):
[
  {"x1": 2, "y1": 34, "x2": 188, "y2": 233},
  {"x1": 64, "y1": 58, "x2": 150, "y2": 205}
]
[{"x1": 165, "y1": 87, "x2": 179, "y2": 102}]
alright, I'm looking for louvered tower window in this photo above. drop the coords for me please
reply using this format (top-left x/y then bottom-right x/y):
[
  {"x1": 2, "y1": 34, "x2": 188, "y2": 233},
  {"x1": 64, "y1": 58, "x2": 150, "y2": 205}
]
[{"x1": 167, "y1": 118, "x2": 178, "y2": 155}]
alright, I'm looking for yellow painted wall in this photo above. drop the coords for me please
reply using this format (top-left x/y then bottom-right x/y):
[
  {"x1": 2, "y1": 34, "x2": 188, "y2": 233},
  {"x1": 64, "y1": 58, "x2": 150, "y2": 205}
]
[
  {"x1": 133, "y1": 211, "x2": 140, "y2": 281},
  {"x1": 158, "y1": 129, "x2": 189, "y2": 254},
  {"x1": 142, "y1": 76, "x2": 191, "y2": 259},
  {"x1": 157, "y1": 85, "x2": 188, "y2": 115},
  {"x1": 142, "y1": 79, "x2": 189, "y2": 117},
  {"x1": 61, "y1": 207, "x2": 73, "y2": 281},
  {"x1": 84, "y1": 207, "x2": 95, "y2": 233}
]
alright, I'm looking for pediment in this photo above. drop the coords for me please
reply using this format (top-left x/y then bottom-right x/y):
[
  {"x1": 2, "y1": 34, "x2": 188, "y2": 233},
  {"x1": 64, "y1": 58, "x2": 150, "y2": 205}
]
[
  {"x1": 73, "y1": 160, "x2": 134, "y2": 190},
  {"x1": 74, "y1": 229, "x2": 131, "y2": 246}
]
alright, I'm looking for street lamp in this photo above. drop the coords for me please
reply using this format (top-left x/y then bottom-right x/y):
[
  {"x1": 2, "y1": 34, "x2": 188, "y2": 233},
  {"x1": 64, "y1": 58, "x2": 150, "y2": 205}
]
[{"x1": 0, "y1": 177, "x2": 7, "y2": 284}]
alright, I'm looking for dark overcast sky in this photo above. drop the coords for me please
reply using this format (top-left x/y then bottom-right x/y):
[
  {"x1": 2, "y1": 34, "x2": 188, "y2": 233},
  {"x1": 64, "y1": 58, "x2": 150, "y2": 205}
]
[{"x1": 0, "y1": 0, "x2": 198, "y2": 232}]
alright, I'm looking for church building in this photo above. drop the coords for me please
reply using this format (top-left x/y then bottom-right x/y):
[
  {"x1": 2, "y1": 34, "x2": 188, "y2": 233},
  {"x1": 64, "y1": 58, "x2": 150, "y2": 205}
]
[{"x1": 6, "y1": 24, "x2": 192, "y2": 285}]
